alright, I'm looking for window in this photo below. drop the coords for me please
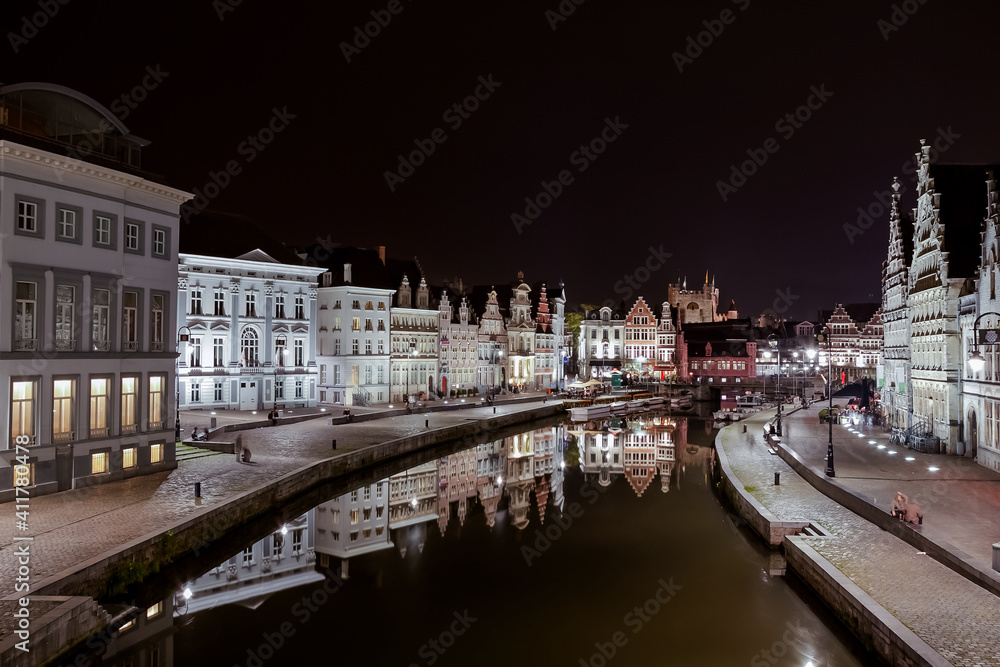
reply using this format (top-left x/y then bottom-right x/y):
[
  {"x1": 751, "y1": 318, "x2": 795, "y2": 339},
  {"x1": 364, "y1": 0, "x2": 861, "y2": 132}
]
[
  {"x1": 352, "y1": 317, "x2": 360, "y2": 331},
  {"x1": 124, "y1": 220, "x2": 146, "y2": 255},
  {"x1": 124, "y1": 221, "x2": 141, "y2": 253},
  {"x1": 363, "y1": 507, "x2": 371, "y2": 520},
  {"x1": 294, "y1": 340, "x2": 304, "y2": 366},
  {"x1": 17, "y1": 199, "x2": 39, "y2": 234},
  {"x1": 151, "y1": 226, "x2": 168, "y2": 258},
  {"x1": 91, "y1": 452, "x2": 109, "y2": 474},
  {"x1": 94, "y1": 214, "x2": 115, "y2": 248},
  {"x1": 365, "y1": 339, "x2": 372, "y2": 355},
  {"x1": 295, "y1": 379, "x2": 303, "y2": 398},
  {"x1": 246, "y1": 292, "x2": 257, "y2": 317},
  {"x1": 363, "y1": 528, "x2": 372, "y2": 538},
  {"x1": 377, "y1": 366, "x2": 384, "y2": 383},
  {"x1": 123, "y1": 447, "x2": 137, "y2": 469},
  {"x1": 214, "y1": 381, "x2": 223, "y2": 401},
  {"x1": 365, "y1": 365, "x2": 372, "y2": 384},
  {"x1": 292, "y1": 530, "x2": 302, "y2": 554},
  {"x1": 295, "y1": 295, "x2": 305, "y2": 319},
  {"x1": 333, "y1": 300, "x2": 342, "y2": 309},
  {"x1": 275, "y1": 379, "x2": 284, "y2": 400},
  {"x1": 242, "y1": 547, "x2": 254, "y2": 566},
  {"x1": 55, "y1": 285, "x2": 74, "y2": 350},
  {"x1": 52, "y1": 379, "x2": 74, "y2": 443},
  {"x1": 150, "y1": 442, "x2": 163, "y2": 463},
  {"x1": 334, "y1": 339, "x2": 341, "y2": 355},
  {"x1": 11, "y1": 381, "x2": 35, "y2": 447},
  {"x1": 214, "y1": 289, "x2": 226, "y2": 316},
  {"x1": 352, "y1": 300, "x2": 360, "y2": 310},
  {"x1": 275, "y1": 294, "x2": 286, "y2": 319},
  {"x1": 121, "y1": 377, "x2": 137, "y2": 434},
  {"x1": 149, "y1": 377, "x2": 164, "y2": 429},
  {"x1": 333, "y1": 317, "x2": 341, "y2": 331},
  {"x1": 241, "y1": 329, "x2": 259, "y2": 366},
  {"x1": 151, "y1": 294, "x2": 164, "y2": 351},
  {"x1": 190, "y1": 288, "x2": 203, "y2": 316},
  {"x1": 350, "y1": 509, "x2": 359, "y2": 524},
  {"x1": 15, "y1": 282, "x2": 36, "y2": 350},
  {"x1": 57, "y1": 207, "x2": 78, "y2": 240},
  {"x1": 352, "y1": 339, "x2": 359, "y2": 355},
  {"x1": 378, "y1": 320, "x2": 385, "y2": 331},
  {"x1": 122, "y1": 292, "x2": 138, "y2": 350},
  {"x1": 213, "y1": 337, "x2": 225, "y2": 367},
  {"x1": 92, "y1": 289, "x2": 110, "y2": 351},
  {"x1": 146, "y1": 602, "x2": 162, "y2": 619},
  {"x1": 191, "y1": 381, "x2": 201, "y2": 402},
  {"x1": 320, "y1": 365, "x2": 327, "y2": 384},
  {"x1": 365, "y1": 318, "x2": 373, "y2": 331},
  {"x1": 350, "y1": 531, "x2": 358, "y2": 542},
  {"x1": 378, "y1": 302, "x2": 385, "y2": 311},
  {"x1": 190, "y1": 337, "x2": 202, "y2": 367},
  {"x1": 351, "y1": 490, "x2": 359, "y2": 501},
  {"x1": 378, "y1": 340, "x2": 384, "y2": 354},
  {"x1": 90, "y1": 379, "x2": 109, "y2": 438},
  {"x1": 376, "y1": 525, "x2": 384, "y2": 536},
  {"x1": 377, "y1": 484, "x2": 384, "y2": 499}
]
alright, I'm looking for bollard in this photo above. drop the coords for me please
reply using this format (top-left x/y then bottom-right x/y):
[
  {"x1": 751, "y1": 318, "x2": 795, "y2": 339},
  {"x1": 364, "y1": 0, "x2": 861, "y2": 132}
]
[
  {"x1": 994, "y1": 543, "x2": 1000, "y2": 572},
  {"x1": 774, "y1": 472, "x2": 780, "y2": 486},
  {"x1": 493, "y1": 407, "x2": 496, "y2": 415},
  {"x1": 425, "y1": 419, "x2": 429, "y2": 428},
  {"x1": 195, "y1": 482, "x2": 202, "y2": 498},
  {"x1": 210, "y1": 417, "x2": 217, "y2": 429},
  {"x1": 332, "y1": 439, "x2": 337, "y2": 450},
  {"x1": 743, "y1": 424, "x2": 747, "y2": 433}
]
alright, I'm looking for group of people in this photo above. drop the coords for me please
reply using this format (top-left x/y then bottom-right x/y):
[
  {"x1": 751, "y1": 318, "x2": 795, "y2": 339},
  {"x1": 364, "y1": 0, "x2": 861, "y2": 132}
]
[{"x1": 268, "y1": 409, "x2": 280, "y2": 426}]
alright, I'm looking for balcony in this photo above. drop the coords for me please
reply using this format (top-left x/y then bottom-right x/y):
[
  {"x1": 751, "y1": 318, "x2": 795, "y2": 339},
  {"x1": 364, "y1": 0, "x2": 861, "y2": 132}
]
[
  {"x1": 121, "y1": 424, "x2": 139, "y2": 435},
  {"x1": 151, "y1": 341, "x2": 165, "y2": 352},
  {"x1": 148, "y1": 420, "x2": 164, "y2": 430},
  {"x1": 14, "y1": 337, "x2": 37, "y2": 351},
  {"x1": 55, "y1": 338, "x2": 75, "y2": 351},
  {"x1": 123, "y1": 340, "x2": 138, "y2": 352},
  {"x1": 93, "y1": 340, "x2": 111, "y2": 352},
  {"x1": 53, "y1": 431, "x2": 75, "y2": 444},
  {"x1": 89, "y1": 426, "x2": 110, "y2": 438}
]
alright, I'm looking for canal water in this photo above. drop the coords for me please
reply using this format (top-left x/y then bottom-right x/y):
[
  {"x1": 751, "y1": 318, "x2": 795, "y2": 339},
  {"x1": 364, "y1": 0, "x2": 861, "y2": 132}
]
[{"x1": 56, "y1": 414, "x2": 881, "y2": 666}]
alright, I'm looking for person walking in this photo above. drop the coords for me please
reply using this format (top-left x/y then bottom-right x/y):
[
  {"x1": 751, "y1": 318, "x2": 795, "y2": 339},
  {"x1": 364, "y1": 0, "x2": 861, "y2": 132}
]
[{"x1": 235, "y1": 434, "x2": 244, "y2": 462}]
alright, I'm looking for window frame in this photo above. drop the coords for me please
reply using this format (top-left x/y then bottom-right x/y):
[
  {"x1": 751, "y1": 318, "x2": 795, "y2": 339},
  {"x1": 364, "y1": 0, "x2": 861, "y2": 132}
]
[
  {"x1": 92, "y1": 212, "x2": 118, "y2": 250},
  {"x1": 151, "y1": 225, "x2": 170, "y2": 260},
  {"x1": 123, "y1": 219, "x2": 145, "y2": 255},
  {"x1": 55, "y1": 204, "x2": 83, "y2": 244},
  {"x1": 14, "y1": 196, "x2": 44, "y2": 239}
]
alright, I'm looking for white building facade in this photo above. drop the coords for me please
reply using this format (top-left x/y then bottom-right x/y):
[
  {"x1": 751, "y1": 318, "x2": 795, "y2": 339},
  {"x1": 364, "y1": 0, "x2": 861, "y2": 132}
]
[
  {"x1": 177, "y1": 252, "x2": 322, "y2": 414},
  {"x1": 390, "y1": 275, "x2": 438, "y2": 403},
  {"x1": 0, "y1": 84, "x2": 190, "y2": 501}
]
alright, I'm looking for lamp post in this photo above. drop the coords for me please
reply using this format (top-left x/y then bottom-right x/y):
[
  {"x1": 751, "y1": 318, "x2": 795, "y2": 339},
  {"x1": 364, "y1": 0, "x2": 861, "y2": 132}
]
[
  {"x1": 406, "y1": 341, "x2": 415, "y2": 405},
  {"x1": 175, "y1": 326, "x2": 191, "y2": 442},
  {"x1": 768, "y1": 334, "x2": 782, "y2": 436},
  {"x1": 812, "y1": 326, "x2": 835, "y2": 477},
  {"x1": 273, "y1": 342, "x2": 288, "y2": 410},
  {"x1": 966, "y1": 311, "x2": 1000, "y2": 374}
]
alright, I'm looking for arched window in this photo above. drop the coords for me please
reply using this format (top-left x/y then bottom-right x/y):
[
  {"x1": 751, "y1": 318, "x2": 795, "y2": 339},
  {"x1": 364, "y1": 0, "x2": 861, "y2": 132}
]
[{"x1": 241, "y1": 328, "x2": 259, "y2": 366}]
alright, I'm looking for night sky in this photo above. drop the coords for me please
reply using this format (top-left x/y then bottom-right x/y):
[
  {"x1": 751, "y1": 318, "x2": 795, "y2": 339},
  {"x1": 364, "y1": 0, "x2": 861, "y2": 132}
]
[{"x1": 5, "y1": 0, "x2": 999, "y2": 318}]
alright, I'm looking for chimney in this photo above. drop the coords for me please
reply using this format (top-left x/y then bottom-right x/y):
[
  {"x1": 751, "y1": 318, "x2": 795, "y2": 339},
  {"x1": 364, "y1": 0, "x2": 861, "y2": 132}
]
[
  {"x1": 344, "y1": 263, "x2": 352, "y2": 283},
  {"x1": 378, "y1": 246, "x2": 386, "y2": 265}
]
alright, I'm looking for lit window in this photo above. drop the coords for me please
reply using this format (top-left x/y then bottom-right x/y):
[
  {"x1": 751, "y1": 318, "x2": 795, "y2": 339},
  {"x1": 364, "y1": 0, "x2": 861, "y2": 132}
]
[
  {"x1": 92, "y1": 452, "x2": 109, "y2": 474},
  {"x1": 123, "y1": 447, "x2": 137, "y2": 469},
  {"x1": 150, "y1": 443, "x2": 163, "y2": 463},
  {"x1": 146, "y1": 602, "x2": 162, "y2": 619}
]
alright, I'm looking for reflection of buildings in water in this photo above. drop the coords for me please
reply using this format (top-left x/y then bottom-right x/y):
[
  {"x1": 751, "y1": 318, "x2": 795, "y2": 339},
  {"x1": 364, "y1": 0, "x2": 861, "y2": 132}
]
[
  {"x1": 575, "y1": 422, "x2": 624, "y2": 489},
  {"x1": 476, "y1": 439, "x2": 506, "y2": 528},
  {"x1": 533, "y1": 427, "x2": 557, "y2": 522},
  {"x1": 674, "y1": 418, "x2": 715, "y2": 488},
  {"x1": 315, "y1": 481, "x2": 392, "y2": 578},
  {"x1": 389, "y1": 461, "x2": 439, "y2": 556},
  {"x1": 436, "y1": 448, "x2": 479, "y2": 535},
  {"x1": 506, "y1": 431, "x2": 536, "y2": 530},
  {"x1": 181, "y1": 511, "x2": 321, "y2": 615},
  {"x1": 551, "y1": 426, "x2": 566, "y2": 513},
  {"x1": 99, "y1": 596, "x2": 175, "y2": 667},
  {"x1": 648, "y1": 417, "x2": 677, "y2": 493}
]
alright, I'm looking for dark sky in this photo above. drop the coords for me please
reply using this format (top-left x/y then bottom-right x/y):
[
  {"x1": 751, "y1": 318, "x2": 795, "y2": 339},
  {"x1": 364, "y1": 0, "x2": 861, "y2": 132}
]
[{"x1": 5, "y1": 0, "x2": 999, "y2": 319}]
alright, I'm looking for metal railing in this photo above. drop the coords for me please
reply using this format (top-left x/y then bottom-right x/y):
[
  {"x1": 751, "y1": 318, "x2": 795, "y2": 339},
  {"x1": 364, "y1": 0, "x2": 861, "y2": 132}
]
[
  {"x1": 14, "y1": 337, "x2": 37, "y2": 351},
  {"x1": 121, "y1": 424, "x2": 139, "y2": 435},
  {"x1": 53, "y1": 431, "x2": 75, "y2": 444},
  {"x1": 123, "y1": 341, "x2": 138, "y2": 352},
  {"x1": 89, "y1": 426, "x2": 110, "y2": 438},
  {"x1": 55, "y1": 338, "x2": 75, "y2": 351}
]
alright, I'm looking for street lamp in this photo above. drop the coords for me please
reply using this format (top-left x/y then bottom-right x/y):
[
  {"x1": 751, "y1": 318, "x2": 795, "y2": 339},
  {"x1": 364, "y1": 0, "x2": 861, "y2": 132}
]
[
  {"x1": 814, "y1": 326, "x2": 835, "y2": 477},
  {"x1": 273, "y1": 342, "x2": 288, "y2": 410},
  {"x1": 406, "y1": 341, "x2": 416, "y2": 405},
  {"x1": 966, "y1": 311, "x2": 1000, "y2": 373},
  {"x1": 767, "y1": 334, "x2": 782, "y2": 436},
  {"x1": 175, "y1": 326, "x2": 191, "y2": 442}
]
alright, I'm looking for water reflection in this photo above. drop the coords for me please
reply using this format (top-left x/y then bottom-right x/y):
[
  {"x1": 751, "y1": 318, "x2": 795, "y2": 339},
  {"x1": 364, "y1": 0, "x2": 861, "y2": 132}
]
[{"x1": 56, "y1": 414, "x2": 879, "y2": 667}]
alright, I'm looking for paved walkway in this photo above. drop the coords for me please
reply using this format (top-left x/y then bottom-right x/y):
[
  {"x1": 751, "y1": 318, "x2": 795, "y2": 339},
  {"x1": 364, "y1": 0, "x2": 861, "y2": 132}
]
[
  {"x1": 778, "y1": 407, "x2": 1000, "y2": 569},
  {"x1": 0, "y1": 400, "x2": 557, "y2": 595},
  {"x1": 721, "y1": 409, "x2": 1000, "y2": 667}
]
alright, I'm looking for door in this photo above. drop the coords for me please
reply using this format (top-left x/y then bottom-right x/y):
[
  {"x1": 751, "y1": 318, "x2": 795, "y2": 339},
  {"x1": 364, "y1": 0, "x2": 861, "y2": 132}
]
[
  {"x1": 239, "y1": 380, "x2": 258, "y2": 410},
  {"x1": 968, "y1": 408, "x2": 978, "y2": 457},
  {"x1": 441, "y1": 376, "x2": 448, "y2": 396}
]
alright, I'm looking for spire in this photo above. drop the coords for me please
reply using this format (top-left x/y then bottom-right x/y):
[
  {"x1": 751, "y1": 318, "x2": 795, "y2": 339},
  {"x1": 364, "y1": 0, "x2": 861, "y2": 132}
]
[{"x1": 705, "y1": 269, "x2": 709, "y2": 285}]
